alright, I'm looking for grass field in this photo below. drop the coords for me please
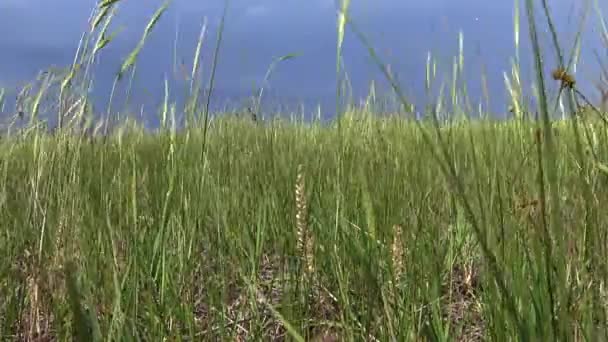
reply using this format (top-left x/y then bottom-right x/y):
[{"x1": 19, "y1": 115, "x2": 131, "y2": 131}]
[{"x1": 2, "y1": 0, "x2": 608, "y2": 341}]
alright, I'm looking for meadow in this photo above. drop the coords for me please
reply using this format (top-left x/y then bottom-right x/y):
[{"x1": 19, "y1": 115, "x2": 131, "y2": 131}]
[{"x1": 1, "y1": 0, "x2": 608, "y2": 341}]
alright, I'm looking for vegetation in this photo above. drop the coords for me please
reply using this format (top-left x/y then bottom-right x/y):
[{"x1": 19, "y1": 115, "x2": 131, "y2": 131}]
[{"x1": 1, "y1": 0, "x2": 608, "y2": 340}]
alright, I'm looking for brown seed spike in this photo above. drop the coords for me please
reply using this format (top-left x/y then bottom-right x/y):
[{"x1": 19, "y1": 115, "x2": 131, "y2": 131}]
[{"x1": 552, "y1": 67, "x2": 576, "y2": 88}]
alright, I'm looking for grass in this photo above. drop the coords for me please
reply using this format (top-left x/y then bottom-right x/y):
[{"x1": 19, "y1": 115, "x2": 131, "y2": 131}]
[
  {"x1": 1, "y1": 0, "x2": 608, "y2": 340},
  {"x1": 1, "y1": 114, "x2": 607, "y2": 341}
]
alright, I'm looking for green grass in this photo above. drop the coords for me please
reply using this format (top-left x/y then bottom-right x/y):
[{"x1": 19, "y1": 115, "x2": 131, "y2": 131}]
[
  {"x1": 0, "y1": 115, "x2": 607, "y2": 340},
  {"x1": 1, "y1": 0, "x2": 608, "y2": 340}
]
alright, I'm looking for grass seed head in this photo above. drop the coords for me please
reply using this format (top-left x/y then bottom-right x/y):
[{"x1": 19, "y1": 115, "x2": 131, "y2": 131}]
[
  {"x1": 552, "y1": 67, "x2": 576, "y2": 89},
  {"x1": 391, "y1": 224, "x2": 405, "y2": 283},
  {"x1": 295, "y1": 164, "x2": 314, "y2": 276}
]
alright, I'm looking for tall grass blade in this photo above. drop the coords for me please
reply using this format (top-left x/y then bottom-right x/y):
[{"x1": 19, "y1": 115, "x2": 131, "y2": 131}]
[
  {"x1": 201, "y1": 0, "x2": 229, "y2": 151},
  {"x1": 0, "y1": 88, "x2": 5, "y2": 113},
  {"x1": 525, "y1": 0, "x2": 569, "y2": 338},
  {"x1": 64, "y1": 261, "x2": 102, "y2": 342},
  {"x1": 254, "y1": 53, "x2": 300, "y2": 119},
  {"x1": 184, "y1": 17, "x2": 208, "y2": 125},
  {"x1": 336, "y1": 0, "x2": 351, "y2": 124},
  {"x1": 117, "y1": 0, "x2": 171, "y2": 80}
]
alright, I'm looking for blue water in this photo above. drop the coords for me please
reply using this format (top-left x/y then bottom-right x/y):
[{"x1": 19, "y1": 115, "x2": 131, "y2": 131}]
[{"x1": 0, "y1": 0, "x2": 606, "y2": 125}]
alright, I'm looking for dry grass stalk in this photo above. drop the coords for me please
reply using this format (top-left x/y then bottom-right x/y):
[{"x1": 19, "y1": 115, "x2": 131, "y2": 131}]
[
  {"x1": 295, "y1": 164, "x2": 341, "y2": 339},
  {"x1": 17, "y1": 215, "x2": 81, "y2": 341},
  {"x1": 16, "y1": 249, "x2": 55, "y2": 342},
  {"x1": 444, "y1": 261, "x2": 485, "y2": 342}
]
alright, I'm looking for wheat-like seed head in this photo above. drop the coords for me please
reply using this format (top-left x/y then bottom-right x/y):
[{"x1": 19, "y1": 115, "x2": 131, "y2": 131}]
[
  {"x1": 295, "y1": 164, "x2": 314, "y2": 275},
  {"x1": 295, "y1": 165, "x2": 307, "y2": 253},
  {"x1": 391, "y1": 224, "x2": 404, "y2": 283},
  {"x1": 304, "y1": 230, "x2": 315, "y2": 276}
]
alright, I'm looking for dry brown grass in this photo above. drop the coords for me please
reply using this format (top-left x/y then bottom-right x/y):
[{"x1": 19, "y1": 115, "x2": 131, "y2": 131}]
[{"x1": 443, "y1": 261, "x2": 485, "y2": 342}]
